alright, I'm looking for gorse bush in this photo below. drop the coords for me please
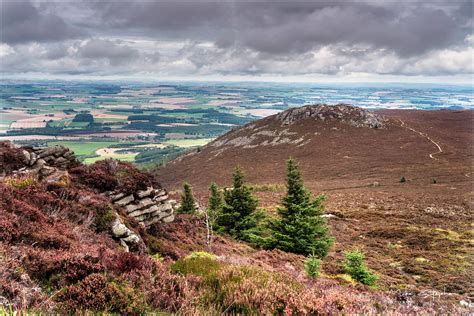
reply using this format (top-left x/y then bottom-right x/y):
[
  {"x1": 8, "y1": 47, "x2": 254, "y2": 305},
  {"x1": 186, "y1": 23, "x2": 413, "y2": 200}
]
[
  {"x1": 304, "y1": 254, "x2": 321, "y2": 279},
  {"x1": 343, "y1": 250, "x2": 378, "y2": 286}
]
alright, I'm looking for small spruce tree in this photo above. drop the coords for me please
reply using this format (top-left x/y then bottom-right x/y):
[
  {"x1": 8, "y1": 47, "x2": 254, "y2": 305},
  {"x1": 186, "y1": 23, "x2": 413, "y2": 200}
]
[
  {"x1": 216, "y1": 166, "x2": 258, "y2": 239},
  {"x1": 343, "y1": 250, "x2": 378, "y2": 286},
  {"x1": 268, "y1": 158, "x2": 333, "y2": 257},
  {"x1": 304, "y1": 253, "x2": 321, "y2": 279},
  {"x1": 178, "y1": 182, "x2": 196, "y2": 214},
  {"x1": 208, "y1": 182, "x2": 223, "y2": 216}
]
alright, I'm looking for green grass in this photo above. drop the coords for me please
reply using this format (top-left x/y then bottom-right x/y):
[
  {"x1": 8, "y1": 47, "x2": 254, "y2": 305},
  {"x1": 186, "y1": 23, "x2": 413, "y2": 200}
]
[
  {"x1": 83, "y1": 153, "x2": 136, "y2": 165},
  {"x1": 46, "y1": 141, "x2": 117, "y2": 156},
  {"x1": 163, "y1": 138, "x2": 214, "y2": 148},
  {"x1": 48, "y1": 119, "x2": 90, "y2": 128}
]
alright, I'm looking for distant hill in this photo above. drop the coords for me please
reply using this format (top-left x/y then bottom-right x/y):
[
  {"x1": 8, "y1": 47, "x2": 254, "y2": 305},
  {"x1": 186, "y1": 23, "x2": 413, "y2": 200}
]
[
  {"x1": 156, "y1": 104, "x2": 471, "y2": 192},
  {"x1": 155, "y1": 104, "x2": 473, "y2": 295}
]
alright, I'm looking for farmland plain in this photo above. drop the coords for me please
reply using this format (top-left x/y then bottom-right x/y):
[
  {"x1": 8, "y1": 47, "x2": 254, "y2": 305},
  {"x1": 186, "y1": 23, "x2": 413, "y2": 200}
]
[{"x1": 1, "y1": 81, "x2": 472, "y2": 166}]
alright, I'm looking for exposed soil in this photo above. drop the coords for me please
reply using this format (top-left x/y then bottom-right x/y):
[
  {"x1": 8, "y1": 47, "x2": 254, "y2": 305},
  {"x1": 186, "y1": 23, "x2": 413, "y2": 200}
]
[{"x1": 156, "y1": 108, "x2": 473, "y2": 296}]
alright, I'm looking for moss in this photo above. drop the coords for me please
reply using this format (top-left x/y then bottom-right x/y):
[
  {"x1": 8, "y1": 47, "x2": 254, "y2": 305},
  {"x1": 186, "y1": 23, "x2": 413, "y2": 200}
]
[
  {"x1": 146, "y1": 235, "x2": 163, "y2": 255},
  {"x1": 94, "y1": 206, "x2": 116, "y2": 233},
  {"x1": 5, "y1": 176, "x2": 36, "y2": 189}
]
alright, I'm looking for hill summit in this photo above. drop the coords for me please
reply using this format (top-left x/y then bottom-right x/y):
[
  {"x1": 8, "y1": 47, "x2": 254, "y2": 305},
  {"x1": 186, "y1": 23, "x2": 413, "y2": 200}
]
[{"x1": 276, "y1": 104, "x2": 385, "y2": 128}]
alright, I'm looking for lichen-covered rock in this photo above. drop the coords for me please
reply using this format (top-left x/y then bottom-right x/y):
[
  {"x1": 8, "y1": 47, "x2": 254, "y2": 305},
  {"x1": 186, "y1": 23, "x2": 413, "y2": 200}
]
[
  {"x1": 276, "y1": 104, "x2": 385, "y2": 128},
  {"x1": 108, "y1": 187, "x2": 176, "y2": 228}
]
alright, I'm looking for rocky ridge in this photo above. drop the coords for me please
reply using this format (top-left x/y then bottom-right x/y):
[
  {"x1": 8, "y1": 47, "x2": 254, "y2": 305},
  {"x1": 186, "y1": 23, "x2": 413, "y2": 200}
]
[
  {"x1": 9, "y1": 145, "x2": 78, "y2": 178},
  {"x1": 206, "y1": 104, "x2": 385, "y2": 154},
  {"x1": 276, "y1": 104, "x2": 386, "y2": 128}
]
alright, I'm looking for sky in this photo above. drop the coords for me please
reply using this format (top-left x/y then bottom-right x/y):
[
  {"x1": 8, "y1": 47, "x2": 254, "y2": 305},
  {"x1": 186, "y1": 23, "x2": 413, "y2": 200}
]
[{"x1": 0, "y1": 0, "x2": 473, "y2": 84}]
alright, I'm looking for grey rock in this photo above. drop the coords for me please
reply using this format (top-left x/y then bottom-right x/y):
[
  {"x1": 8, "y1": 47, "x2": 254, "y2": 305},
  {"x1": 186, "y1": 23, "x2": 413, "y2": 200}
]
[
  {"x1": 115, "y1": 195, "x2": 135, "y2": 206},
  {"x1": 110, "y1": 192, "x2": 125, "y2": 202},
  {"x1": 39, "y1": 166, "x2": 55, "y2": 177},
  {"x1": 111, "y1": 220, "x2": 130, "y2": 238},
  {"x1": 154, "y1": 189, "x2": 167, "y2": 197},
  {"x1": 125, "y1": 198, "x2": 154, "y2": 214},
  {"x1": 28, "y1": 152, "x2": 38, "y2": 166},
  {"x1": 161, "y1": 213, "x2": 175, "y2": 223},
  {"x1": 123, "y1": 234, "x2": 140, "y2": 244},
  {"x1": 21, "y1": 150, "x2": 31, "y2": 164},
  {"x1": 276, "y1": 104, "x2": 385, "y2": 129},
  {"x1": 153, "y1": 194, "x2": 168, "y2": 203},
  {"x1": 137, "y1": 187, "x2": 154, "y2": 198},
  {"x1": 38, "y1": 146, "x2": 64, "y2": 158},
  {"x1": 128, "y1": 205, "x2": 160, "y2": 218}
]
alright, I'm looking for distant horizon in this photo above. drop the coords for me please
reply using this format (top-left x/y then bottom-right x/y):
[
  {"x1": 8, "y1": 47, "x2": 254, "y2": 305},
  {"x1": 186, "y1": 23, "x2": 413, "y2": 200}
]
[{"x1": 1, "y1": 76, "x2": 473, "y2": 88}]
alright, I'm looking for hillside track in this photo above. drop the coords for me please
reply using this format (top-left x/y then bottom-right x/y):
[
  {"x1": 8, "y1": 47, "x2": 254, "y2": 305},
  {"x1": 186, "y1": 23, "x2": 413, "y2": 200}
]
[{"x1": 398, "y1": 119, "x2": 443, "y2": 160}]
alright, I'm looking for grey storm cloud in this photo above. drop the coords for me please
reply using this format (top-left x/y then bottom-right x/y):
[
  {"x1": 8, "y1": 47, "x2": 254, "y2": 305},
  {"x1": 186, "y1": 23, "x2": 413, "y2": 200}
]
[
  {"x1": 81, "y1": 1, "x2": 470, "y2": 57},
  {"x1": 0, "y1": 1, "x2": 85, "y2": 44},
  {"x1": 2, "y1": 1, "x2": 471, "y2": 56},
  {"x1": 78, "y1": 39, "x2": 139, "y2": 63},
  {"x1": 0, "y1": 0, "x2": 472, "y2": 78}
]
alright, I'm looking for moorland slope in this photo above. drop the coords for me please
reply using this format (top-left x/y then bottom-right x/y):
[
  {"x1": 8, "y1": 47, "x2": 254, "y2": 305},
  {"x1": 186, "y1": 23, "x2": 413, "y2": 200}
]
[{"x1": 156, "y1": 104, "x2": 473, "y2": 296}]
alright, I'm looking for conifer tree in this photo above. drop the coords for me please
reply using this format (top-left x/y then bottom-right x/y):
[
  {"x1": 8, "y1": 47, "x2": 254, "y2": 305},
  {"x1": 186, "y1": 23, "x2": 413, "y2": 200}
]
[
  {"x1": 216, "y1": 166, "x2": 258, "y2": 239},
  {"x1": 178, "y1": 182, "x2": 196, "y2": 214},
  {"x1": 269, "y1": 158, "x2": 333, "y2": 257},
  {"x1": 205, "y1": 182, "x2": 223, "y2": 249},
  {"x1": 208, "y1": 182, "x2": 223, "y2": 216}
]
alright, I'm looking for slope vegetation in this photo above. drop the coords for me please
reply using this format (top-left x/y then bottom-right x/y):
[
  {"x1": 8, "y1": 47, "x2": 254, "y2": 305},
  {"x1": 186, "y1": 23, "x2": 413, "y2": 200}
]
[{"x1": 156, "y1": 104, "x2": 473, "y2": 296}]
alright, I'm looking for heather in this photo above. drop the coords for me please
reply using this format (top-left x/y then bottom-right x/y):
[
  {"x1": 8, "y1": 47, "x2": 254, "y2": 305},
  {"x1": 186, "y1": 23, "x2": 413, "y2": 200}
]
[{"x1": 0, "y1": 143, "x2": 469, "y2": 314}]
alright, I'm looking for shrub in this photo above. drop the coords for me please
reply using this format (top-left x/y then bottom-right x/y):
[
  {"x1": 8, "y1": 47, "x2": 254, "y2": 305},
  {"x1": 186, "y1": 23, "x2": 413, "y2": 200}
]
[
  {"x1": 56, "y1": 273, "x2": 148, "y2": 314},
  {"x1": 185, "y1": 251, "x2": 216, "y2": 260},
  {"x1": 5, "y1": 176, "x2": 36, "y2": 189},
  {"x1": 93, "y1": 204, "x2": 115, "y2": 233},
  {"x1": 70, "y1": 160, "x2": 154, "y2": 195},
  {"x1": 112, "y1": 252, "x2": 144, "y2": 274},
  {"x1": 171, "y1": 256, "x2": 221, "y2": 279},
  {"x1": 62, "y1": 256, "x2": 105, "y2": 284},
  {"x1": 343, "y1": 251, "x2": 378, "y2": 286},
  {"x1": 249, "y1": 183, "x2": 285, "y2": 192},
  {"x1": 0, "y1": 142, "x2": 27, "y2": 175},
  {"x1": 399, "y1": 176, "x2": 406, "y2": 183},
  {"x1": 304, "y1": 254, "x2": 321, "y2": 279}
]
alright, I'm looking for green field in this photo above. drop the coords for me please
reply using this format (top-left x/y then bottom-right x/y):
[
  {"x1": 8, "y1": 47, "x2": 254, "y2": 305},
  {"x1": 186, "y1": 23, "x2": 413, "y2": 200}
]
[
  {"x1": 163, "y1": 138, "x2": 214, "y2": 148},
  {"x1": 48, "y1": 119, "x2": 90, "y2": 128},
  {"x1": 83, "y1": 153, "x2": 136, "y2": 165},
  {"x1": 46, "y1": 141, "x2": 118, "y2": 156}
]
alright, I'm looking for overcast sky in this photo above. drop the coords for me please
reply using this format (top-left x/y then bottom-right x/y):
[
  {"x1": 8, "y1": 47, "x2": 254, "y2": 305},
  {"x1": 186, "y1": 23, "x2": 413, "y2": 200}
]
[{"x1": 1, "y1": 0, "x2": 473, "y2": 83}]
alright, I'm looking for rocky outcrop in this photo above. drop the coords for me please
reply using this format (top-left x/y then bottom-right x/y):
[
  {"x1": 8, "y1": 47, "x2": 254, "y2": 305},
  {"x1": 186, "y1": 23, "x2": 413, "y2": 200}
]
[
  {"x1": 10, "y1": 145, "x2": 78, "y2": 178},
  {"x1": 1, "y1": 141, "x2": 176, "y2": 252},
  {"x1": 108, "y1": 188, "x2": 176, "y2": 228},
  {"x1": 276, "y1": 104, "x2": 385, "y2": 128}
]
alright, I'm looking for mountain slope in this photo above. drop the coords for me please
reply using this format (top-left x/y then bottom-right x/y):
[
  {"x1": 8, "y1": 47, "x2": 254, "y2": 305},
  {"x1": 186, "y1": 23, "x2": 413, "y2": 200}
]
[{"x1": 155, "y1": 104, "x2": 473, "y2": 295}]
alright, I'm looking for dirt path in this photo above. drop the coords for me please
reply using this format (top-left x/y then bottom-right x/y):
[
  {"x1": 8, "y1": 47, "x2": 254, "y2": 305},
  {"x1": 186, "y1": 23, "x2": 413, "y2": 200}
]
[{"x1": 399, "y1": 119, "x2": 443, "y2": 160}]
